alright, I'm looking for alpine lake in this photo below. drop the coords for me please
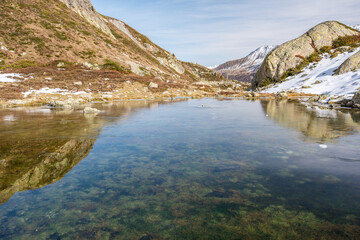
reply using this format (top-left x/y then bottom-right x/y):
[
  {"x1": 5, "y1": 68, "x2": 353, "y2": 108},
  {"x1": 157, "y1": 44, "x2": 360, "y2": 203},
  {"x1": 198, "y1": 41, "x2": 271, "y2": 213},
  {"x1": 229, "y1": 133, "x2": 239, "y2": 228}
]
[{"x1": 0, "y1": 98, "x2": 359, "y2": 239}]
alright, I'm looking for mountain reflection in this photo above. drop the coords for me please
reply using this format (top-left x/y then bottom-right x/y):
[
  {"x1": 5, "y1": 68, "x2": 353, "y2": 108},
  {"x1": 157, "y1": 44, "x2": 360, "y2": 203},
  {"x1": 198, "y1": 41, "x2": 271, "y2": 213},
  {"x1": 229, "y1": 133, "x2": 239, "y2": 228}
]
[
  {"x1": 261, "y1": 100, "x2": 360, "y2": 143},
  {"x1": 0, "y1": 100, "x2": 175, "y2": 205}
]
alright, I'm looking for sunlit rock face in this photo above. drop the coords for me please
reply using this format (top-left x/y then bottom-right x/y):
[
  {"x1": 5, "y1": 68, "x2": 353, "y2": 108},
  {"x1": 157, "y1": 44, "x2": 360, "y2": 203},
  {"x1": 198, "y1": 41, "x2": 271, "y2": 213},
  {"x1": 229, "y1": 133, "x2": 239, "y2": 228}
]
[
  {"x1": 58, "y1": 0, "x2": 114, "y2": 37},
  {"x1": 253, "y1": 21, "x2": 359, "y2": 89},
  {"x1": 335, "y1": 50, "x2": 360, "y2": 75},
  {"x1": 261, "y1": 100, "x2": 360, "y2": 143}
]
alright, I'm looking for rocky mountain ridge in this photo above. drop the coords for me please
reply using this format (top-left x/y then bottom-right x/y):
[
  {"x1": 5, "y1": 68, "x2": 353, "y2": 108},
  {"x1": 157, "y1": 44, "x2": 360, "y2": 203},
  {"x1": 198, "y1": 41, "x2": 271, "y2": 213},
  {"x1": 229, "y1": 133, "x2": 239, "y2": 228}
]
[{"x1": 213, "y1": 45, "x2": 275, "y2": 82}]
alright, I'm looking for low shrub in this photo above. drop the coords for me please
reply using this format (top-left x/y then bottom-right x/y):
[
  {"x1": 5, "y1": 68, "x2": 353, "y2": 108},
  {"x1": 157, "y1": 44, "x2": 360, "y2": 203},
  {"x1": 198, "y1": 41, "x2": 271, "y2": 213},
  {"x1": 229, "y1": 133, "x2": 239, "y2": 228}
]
[
  {"x1": 101, "y1": 59, "x2": 130, "y2": 73},
  {"x1": 1, "y1": 60, "x2": 37, "y2": 70},
  {"x1": 332, "y1": 35, "x2": 360, "y2": 48}
]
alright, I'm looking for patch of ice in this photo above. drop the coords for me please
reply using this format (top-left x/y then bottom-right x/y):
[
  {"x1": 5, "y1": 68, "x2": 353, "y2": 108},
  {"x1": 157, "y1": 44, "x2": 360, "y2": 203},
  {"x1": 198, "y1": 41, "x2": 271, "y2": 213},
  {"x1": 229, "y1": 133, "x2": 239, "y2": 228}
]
[{"x1": 263, "y1": 48, "x2": 360, "y2": 99}]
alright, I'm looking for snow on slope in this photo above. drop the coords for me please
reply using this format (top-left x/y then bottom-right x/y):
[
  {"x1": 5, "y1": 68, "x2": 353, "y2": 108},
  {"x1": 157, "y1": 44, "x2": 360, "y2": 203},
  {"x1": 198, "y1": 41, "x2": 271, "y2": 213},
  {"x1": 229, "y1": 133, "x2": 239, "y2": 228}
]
[
  {"x1": 351, "y1": 25, "x2": 360, "y2": 31},
  {"x1": 0, "y1": 73, "x2": 21, "y2": 83},
  {"x1": 217, "y1": 45, "x2": 276, "y2": 72},
  {"x1": 263, "y1": 48, "x2": 360, "y2": 99},
  {"x1": 213, "y1": 45, "x2": 276, "y2": 82},
  {"x1": 241, "y1": 45, "x2": 276, "y2": 71}
]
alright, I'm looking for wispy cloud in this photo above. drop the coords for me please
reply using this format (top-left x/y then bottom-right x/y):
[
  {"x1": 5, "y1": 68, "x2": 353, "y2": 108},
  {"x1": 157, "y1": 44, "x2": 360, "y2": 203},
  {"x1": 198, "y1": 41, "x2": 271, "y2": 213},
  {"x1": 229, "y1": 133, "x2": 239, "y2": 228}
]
[{"x1": 92, "y1": 0, "x2": 360, "y2": 66}]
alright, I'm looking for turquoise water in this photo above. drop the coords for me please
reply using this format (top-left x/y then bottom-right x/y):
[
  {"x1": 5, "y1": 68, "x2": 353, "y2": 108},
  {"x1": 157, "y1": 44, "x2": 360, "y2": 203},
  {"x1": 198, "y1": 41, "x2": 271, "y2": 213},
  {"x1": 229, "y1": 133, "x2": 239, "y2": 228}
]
[{"x1": 0, "y1": 99, "x2": 360, "y2": 239}]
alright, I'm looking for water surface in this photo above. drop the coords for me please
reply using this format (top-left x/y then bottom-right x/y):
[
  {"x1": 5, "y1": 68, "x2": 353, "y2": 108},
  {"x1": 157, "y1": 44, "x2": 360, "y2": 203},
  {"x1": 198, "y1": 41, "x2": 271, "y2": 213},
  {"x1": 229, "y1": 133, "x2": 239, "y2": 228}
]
[{"x1": 0, "y1": 99, "x2": 360, "y2": 239}]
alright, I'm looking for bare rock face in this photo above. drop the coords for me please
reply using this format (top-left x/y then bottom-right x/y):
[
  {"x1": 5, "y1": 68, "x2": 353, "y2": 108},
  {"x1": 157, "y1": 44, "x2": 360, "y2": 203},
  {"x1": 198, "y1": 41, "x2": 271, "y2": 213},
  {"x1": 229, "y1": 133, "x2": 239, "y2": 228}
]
[
  {"x1": 59, "y1": 0, "x2": 114, "y2": 37},
  {"x1": 157, "y1": 55, "x2": 185, "y2": 74},
  {"x1": 335, "y1": 51, "x2": 360, "y2": 75},
  {"x1": 252, "y1": 21, "x2": 359, "y2": 89}
]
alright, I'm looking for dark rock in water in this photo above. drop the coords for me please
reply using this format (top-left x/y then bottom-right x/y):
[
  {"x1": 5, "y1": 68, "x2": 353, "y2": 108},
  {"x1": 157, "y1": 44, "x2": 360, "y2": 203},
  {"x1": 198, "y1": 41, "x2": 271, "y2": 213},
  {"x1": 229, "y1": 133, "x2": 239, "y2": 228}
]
[
  {"x1": 213, "y1": 164, "x2": 241, "y2": 173},
  {"x1": 49, "y1": 232, "x2": 61, "y2": 240},
  {"x1": 352, "y1": 91, "x2": 360, "y2": 105},
  {"x1": 205, "y1": 191, "x2": 234, "y2": 198},
  {"x1": 139, "y1": 234, "x2": 154, "y2": 240},
  {"x1": 168, "y1": 169, "x2": 184, "y2": 176}
]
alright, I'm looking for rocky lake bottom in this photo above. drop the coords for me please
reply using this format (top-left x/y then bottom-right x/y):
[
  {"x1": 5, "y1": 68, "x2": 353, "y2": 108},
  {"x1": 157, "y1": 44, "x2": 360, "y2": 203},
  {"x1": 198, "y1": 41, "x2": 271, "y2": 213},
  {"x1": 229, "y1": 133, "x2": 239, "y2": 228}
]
[{"x1": 0, "y1": 99, "x2": 359, "y2": 239}]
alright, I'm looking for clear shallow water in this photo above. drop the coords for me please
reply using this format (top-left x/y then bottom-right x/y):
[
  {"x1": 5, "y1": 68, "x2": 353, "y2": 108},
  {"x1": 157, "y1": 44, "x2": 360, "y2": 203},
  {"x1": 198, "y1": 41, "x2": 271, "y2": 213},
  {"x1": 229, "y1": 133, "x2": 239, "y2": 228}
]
[{"x1": 0, "y1": 99, "x2": 360, "y2": 239}]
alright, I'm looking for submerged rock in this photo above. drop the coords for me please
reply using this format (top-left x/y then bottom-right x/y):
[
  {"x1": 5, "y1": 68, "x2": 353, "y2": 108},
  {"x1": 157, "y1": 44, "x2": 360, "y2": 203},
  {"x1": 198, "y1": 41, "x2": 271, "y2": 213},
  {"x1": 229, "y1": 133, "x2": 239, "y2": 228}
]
[
  {"x1": 139, "y1": 234, "x2": 154, "y2": 240},
  {"x1": 275, "y1": 92, "x2": 288, "y2": 99},
  {"x1": 83, "y1": 107, "x2": 100, "y2": 114},
  {"x1": 49, "y1": 99, "x2": 85, "y2": 109},
  {"x1": 205, "y1": 191, "x2": 234, "y2": 198},
  {"x1": 335, "y1": 51, "x2": 360, "y2": 75},
  {"x1": 353, "y1": 91, "x2": 360, "y2": 105}
]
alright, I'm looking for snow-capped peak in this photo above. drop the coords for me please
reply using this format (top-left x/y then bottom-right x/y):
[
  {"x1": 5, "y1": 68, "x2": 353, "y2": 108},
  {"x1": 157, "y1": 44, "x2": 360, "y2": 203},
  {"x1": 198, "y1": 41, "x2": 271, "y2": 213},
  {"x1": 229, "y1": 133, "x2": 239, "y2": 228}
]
[
  {"x1": 207, "y1": 65, "x2": 218, "y2": 70},
  {"x1": 215, "y1": 45, "x2": 276, "y2": 72},
  {"x1": 247, "y1": 45, "x2": 276, "y2": 62},
  {"x1": 212, "y1": 45, "x2": 277, "y2": 82},
  {"x1": 350, "y1": 24, "x2": 360, "y2": 31}
]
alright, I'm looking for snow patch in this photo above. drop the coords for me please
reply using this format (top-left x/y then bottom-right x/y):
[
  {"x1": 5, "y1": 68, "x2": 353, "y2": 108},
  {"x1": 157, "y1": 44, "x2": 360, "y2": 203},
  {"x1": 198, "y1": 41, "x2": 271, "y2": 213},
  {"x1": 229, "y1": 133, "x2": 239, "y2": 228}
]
[
  {"x1": 0, "y1": 73, "x2": 22, "y2": 83},
  {"x1": 263, "y1": 47, "x2": 360, "y2": 99},
  {"x1": 207, "y1": 66, "x2": 218, "y2": 70},
  {"x1": 350, "y1": 24, "x2": 360, "y2": 31},
  {"x1": 23, "y1": 88, "x2": 90, "y2": 98},
  {"x1": 23, "y1": 88, "x2": 69, "y2": 97},
  {"x1": 217, "y1": 45, "x2": 276, "y2": 72}
]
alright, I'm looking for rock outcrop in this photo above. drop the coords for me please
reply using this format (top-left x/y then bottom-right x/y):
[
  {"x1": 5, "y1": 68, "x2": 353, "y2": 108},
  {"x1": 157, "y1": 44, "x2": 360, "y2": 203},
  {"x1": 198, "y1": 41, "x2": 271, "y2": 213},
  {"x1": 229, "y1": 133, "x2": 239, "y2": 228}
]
[
  {"x1": 353, "y1": 91, "x2": 360, "y2": 105},
  {"x1": 59, "y1": 0, "x2": 114, "y2": 37},
  {"x1": 252, "y1": 21, "x2": 360, "y2": 89},
  {"x1": 335, "y1": 51, "x2": 360, "y2": 75}
]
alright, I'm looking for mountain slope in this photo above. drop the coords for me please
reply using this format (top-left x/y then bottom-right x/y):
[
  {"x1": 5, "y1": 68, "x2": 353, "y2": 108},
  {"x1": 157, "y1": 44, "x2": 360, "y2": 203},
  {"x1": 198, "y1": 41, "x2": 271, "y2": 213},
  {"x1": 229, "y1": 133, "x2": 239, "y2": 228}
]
[
  {"x1": 252, "y1": 21, "x2": 360, "y2": 89},
  {"x1": 263, "y1": 47, "x2": 360, "y2": 99},
  {"x1": 213, "y1": 45, "x2": 275, "y2": 82},
  {"x1": 0, "y1": 0, "x2": 226, "y2": 102}
]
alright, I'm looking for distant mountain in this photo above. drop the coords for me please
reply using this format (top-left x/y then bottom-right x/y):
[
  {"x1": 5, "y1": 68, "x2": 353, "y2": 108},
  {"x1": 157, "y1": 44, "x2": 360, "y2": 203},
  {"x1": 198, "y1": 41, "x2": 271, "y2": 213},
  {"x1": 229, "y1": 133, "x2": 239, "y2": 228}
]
[
  {"x1": 351, "y1": 25, "x2": 360, "y2": 31},
  {"x1": 213, "y1": 45, "x2": 275, "y2": 83}
]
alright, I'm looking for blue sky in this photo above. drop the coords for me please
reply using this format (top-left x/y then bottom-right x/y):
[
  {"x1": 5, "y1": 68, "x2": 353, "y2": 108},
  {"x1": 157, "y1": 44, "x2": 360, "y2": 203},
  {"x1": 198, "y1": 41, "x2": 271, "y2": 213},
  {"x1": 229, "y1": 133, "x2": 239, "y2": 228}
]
[{"x1": 92, "y1": 0, "x2": 360, "y2": 66}]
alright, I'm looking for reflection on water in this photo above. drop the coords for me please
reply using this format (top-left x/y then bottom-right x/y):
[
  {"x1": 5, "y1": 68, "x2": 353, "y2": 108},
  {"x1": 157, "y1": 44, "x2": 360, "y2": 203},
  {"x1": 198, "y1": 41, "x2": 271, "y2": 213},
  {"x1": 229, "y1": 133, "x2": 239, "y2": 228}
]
[
  {"x1": 0, "y1": 99, "x2": 359, "y2": 239},
  {"x1": 261, "y1": 100, "x2": 360, "y2": 143},
  {"x1": 0, "y1": 100, "x2": 167, "y2": 205}
]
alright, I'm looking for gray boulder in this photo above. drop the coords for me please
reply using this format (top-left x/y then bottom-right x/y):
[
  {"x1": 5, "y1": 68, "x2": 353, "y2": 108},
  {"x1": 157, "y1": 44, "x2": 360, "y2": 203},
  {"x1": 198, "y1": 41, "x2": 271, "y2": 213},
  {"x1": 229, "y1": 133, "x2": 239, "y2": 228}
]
[{"x1": 335, "y1": 51, "x2": 360, "y2": 75}]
